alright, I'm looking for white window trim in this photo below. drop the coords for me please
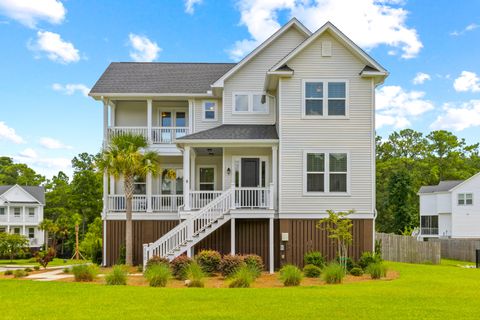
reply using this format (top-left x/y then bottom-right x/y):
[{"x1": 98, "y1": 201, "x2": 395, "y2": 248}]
[
  {"x1": 301, "y1": 79, "x2": 349, "y2": 119},
  {"x1": 157, "y1": 108, "x2": 189, "y2": 128},
  {"x1": 197, "y1": 165, "x2": 217, "y2": 190},
  {"x1": 303, "y1": 150, "x2": 351, "y2": 196},
  {"x1": 232, "y1": 92, "x2": 269, "y2": 114},
  {"x1": 458, "y1": 193, "x2": 473, "y2": 206},
  {"x1": 202, "y1": 100, "x2": 217, "y2": 121}
]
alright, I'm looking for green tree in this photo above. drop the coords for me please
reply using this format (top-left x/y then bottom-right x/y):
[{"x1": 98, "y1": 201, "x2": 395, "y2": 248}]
[
  {"x1": 80, "y1": 217, "x2": 103, "y2": 264},
  {"x1": 0, "y1": 233, "x2": 29, "y2": 261},
  {"x1": 96, "y1": 134, "x2": 159, "y2": 265},
  {"x1": 387, "y1": 170, "x2": 416, "y2": 234},
  {"x1": 0, "y1": 157, "x2": 45, "y2": 185}
]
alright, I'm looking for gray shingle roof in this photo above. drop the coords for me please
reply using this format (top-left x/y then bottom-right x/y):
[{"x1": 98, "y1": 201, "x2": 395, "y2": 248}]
[
  {"x1": 177, "y1": 125, "x2": 278, "y2": 140},
  {"x1": 418, "y1": 180, "x2": 464, "y2": 194},
  {"x1": 90, "y1": 62, "x2": 236, "y2": 95},
  {"x1": 0, "y1": 185, "x2": 45, "y2": 204}
]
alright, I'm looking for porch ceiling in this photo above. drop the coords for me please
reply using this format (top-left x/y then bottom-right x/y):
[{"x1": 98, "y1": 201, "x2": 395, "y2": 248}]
[{"x1": 194, "y1": 147, "x2": 222, "y2": 156}]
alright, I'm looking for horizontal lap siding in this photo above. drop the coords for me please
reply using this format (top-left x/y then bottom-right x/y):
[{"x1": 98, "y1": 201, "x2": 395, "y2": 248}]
[
  {"x1": 279, "y1": 219, "x2": 373, "y2": 267},
  {"x1": 223, "y1": 27, "x2": 307, "y2": 125},
  {"x1": 193, "y1": 99, "x2": 223, "y2": 133},
  {"x1": 279, "y1": 32, "x2": 374, "y2": 214},
  {"x1": 105, "y1": 220, "x2": 178, "y2": 266}
]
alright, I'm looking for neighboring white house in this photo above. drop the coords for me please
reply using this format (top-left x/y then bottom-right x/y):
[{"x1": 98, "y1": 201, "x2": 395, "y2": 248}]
[
  {"x1": 0, "y1": 185, "x2": 45, "y2": 248},
  {"x1": 418, "y1": 172, "x2": 480, "y2": 239},
  {"x1": 89, "y1": 19, "x2": 388, "y2": 270}
]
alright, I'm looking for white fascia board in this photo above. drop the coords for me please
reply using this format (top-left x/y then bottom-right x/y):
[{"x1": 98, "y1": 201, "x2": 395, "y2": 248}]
[
  {"x1": 448, "y1": 172, "x2": 480, "y2": 192},
  {"x1": 89, "y1": 92, "x2": 214, "y2": 100},
  {"x1": 176, "y1": 139, "x2": 279, "y2": 145}
]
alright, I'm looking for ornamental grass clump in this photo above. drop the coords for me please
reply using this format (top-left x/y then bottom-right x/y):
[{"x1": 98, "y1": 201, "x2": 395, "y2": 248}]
[
  {"x1": 359, "y1": 251, "x2": 382, "y2": 270},
  {"x1": 303, "y1": 264, "x2": 322, "y2": 278},
  {"x1": 13, "y1": 269, "x2": 28, "y2": 278},
  {"x1": 279, "y1": 264, "x2": 303, "y2": 287},
  {"x1": 195, "y1": 250, "x2": 221, "y2": 275},
  {"x1": 146, "y1": 256, "x2": 170, "y2": 270},
  {"x1": 171, "y1": 255, "x2": 193, "y2": 280},
  {"x1": 366, "y1": 262, "x2": 388, "y2": 279},
  {"x1": 322, "y1": 263, "x2": 345, "y2": 284},
  {"x1": 220, "y1": 254, "x2": 245, "y2": 278},
  {"x1": 72, "y1": 264, "x2": 98, "y2": 282},
  {"x1": 145, "y1": 263, "x2": 171, "y2": 287},
  {"x1": 229, "y1": 265, "x2": 256, "y2": 288},
  {"x1": 185, "y1": 262, "x2": 205, "y2": 288},
  {"x1": 105, "y1": 265, "x2": 128, "y2": 285}
]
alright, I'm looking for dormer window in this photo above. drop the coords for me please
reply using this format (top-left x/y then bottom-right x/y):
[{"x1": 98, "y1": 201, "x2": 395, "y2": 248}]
[{"x1": 233, "y1": 92, "x2": 268, "y2": 113}]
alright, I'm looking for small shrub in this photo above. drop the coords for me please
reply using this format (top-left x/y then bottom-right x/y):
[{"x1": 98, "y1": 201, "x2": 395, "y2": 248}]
[
  {"x1": 4, "y1": 270, "x2": 13, "y2": 276},
  {"x1": 63, "y1": 267, "x2": 70, "y2": 274},
  {"x1": 279, "y1": 264, "x2": 303, "y2": 287},
  {"x1": 220, "y1": 254, "x2": 245, "y2": 278},
  {"x1": 145, "y1": 256, "x2": 170, "y2": 271},
  {"x1": 144, "y1": 263, "x2": 171, "y2": 287},
  {"x1": 33, "y1": 266, "x2": 40, "y2": 271},
  {"x1": 350, "y1": 267, "x2": 364, "y2": 276},
  {"x1": 229, "y1": 265, "x2": 255, "y2": 288},
  {"x1": 72, "y1": 264, "x2": 98, "y2": 282},
  {"x1": 185, "y1": 262, "x2": 205, "y2": 288},
  {"x1": 171, "y1": 255, "x2": 193, "y2": 280},
  {"x1": 337, "y1": 256, "x2": 354, "y2": 271},
  {"x1": 195, "y1": 250, "x2": 221, "y2": 275},
  {"x1": 322, "y1": 263, "x2": 345, "y2": 284},
  {"x1": 358, "y1": 251, "x2": 381, "y2": 270},
  {"x1": 366, "y1": 262, "x2": 387, "y2": 279},
  {"x1": 106, "y1": 265, "x2": 128, "y2": 285},
  {"x1": 35, "y1": 247, "x2": 55, "y2": 269},
  {"x1": 303, "y1": 264, "x2": 322, "y2": 278},
  {"x1": 24, "y1": 267, "x2": 33, "y2": 272},
  {"x1": 304, "y1": 251, "x2": 325, "y2": 269},
  {"x1": 14, "y1": 269, "x2": 28, "y2": 278},
  {"x1": 243, "y1": 254, "x2": 263, "y2": 278}
]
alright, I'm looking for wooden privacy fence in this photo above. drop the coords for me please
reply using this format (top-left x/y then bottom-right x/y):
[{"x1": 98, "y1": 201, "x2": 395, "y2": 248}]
[
  {"x1": 434, "y1": 239, "x2": 480, "y2": 262},
  {"x1": 376, "y1": 233, "x2": 441, "y2": 264}
]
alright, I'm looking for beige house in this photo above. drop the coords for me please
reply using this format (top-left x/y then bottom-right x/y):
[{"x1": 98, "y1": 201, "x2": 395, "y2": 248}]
[{"x1": 90, "y1": 19, "x2": 388, "y2": 271}]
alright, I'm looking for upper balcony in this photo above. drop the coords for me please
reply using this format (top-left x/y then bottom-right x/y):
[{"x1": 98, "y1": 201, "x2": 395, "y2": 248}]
[{"x1": 103, "y1": 99, "x2": 192, "y2": 148}]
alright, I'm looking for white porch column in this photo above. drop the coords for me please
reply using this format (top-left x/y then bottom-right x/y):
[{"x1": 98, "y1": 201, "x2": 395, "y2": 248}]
[
  {"x1": 6, "y1": 206, "x2": 10, "y2": 224},
  {"x1": 146, "y1": 171, "x2": 152, "y2": 212},
  {"x1": 22, "y1": 205, "x2": 26, "y2": 223},
  {"x1": 269, "y1": 218, "x2": 274, "y2": 274},
  {"x1": 109, "y1": 176, "x2": 115, "y2": 195},
  {"x1": 103, "y1": 170, "x2": 108, "y2": 216},
  {"x1": 183, "y1": 146, "x2": 191, "y2": 210},
  {"x1": 109, "y1": 101, "x2": 116, "y2": 127},
  {"x1": 102, "y1": 98, "x2": 109, "y2": 147},
  {"x1": 230, "y1": 218, "x2": 236, "y2": 255},
  {"x1": 190, "y1": 150, "x2": 196, "y2": 191},
  {"x1": 188, "y1": 99, "x2": 194, "y2": 134},
  {"x1": 271, "y1": 145, "x2": 278, "y2": 210},
  {"x1": 147, "y1": 99, "x2": 153, "y2": 143}
]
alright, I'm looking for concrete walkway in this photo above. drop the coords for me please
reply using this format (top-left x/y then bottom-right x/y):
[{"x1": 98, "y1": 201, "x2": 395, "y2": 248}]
[{"x1": 26, "y1": 269, "x2": 73, "y2": 281}]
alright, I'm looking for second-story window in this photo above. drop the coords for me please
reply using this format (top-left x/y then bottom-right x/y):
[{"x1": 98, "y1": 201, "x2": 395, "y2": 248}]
[
  {"x1": 304, "y1": 80, "x2": 347, "y2": 117},
  {"x1": 203, "y1": 101, "x2": 217, "y2": 121},
  {"x1": 29, "y1": 208, "x2": 35, "y2": 217},
  {"x1": 0, "y1": 207, "x2": 5, "y2": 215},
  {"x1": 14, "y1": 207, "x2": 20, "y2": 217},
  {"x1": 458, "y1": 193, "x2": 473, "y2": 205},
  {"x1": 233, "y1": 92, "x2": 268, "y2": 113}
]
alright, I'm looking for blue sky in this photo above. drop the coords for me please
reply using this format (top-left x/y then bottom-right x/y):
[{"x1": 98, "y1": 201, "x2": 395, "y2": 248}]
[{"x1": 0, "y1": 0, "x2": 479, "y2": 178}]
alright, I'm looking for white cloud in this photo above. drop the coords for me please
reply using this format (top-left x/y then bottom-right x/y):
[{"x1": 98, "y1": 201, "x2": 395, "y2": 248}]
[
  {"x1": 52, "y1": 83, "x2": 90, "y2": 97},
  {"x1": 18, "y1": 148, "x2": 38, "y2": 158},
  {"x1": 39, "y1": 137, "x2": 73, "y2": 150},
  {"x1": 0, "y1": 0, "x2": 65, "y2": 28},
  {"x1": 185, "y1": 0, "x2": 202, "y2": 14},
  {"x1": 29, "y1": 31, "x2": 80, "y2": 64},
  {"x1": 128, "y1": 33, "x2": 161, "y2": 62},
  {"x1": 412, "y1": 72, "x2": 431, "y2": 85},
  {"x1": 453, "y1": 71, "x2": 480, "y2": 93},
  {"x1": 0, "y1": 121, "x2": 24, "y2": 144},
  {"x1": 13, "y1": 153, "x2": 72, "y2": 178},
  {"x1": 228, "y1": 0, "x2": 422, "y2": 61},
  {"x1": 431, "y1": 100, "x2": 480, "y2": 131},
  {"x1": 375, "y1": 85, "x2": 434, "y2": 129},
  {"x1": 450, "y1": 23, "x2": 479, "y2": 36}
]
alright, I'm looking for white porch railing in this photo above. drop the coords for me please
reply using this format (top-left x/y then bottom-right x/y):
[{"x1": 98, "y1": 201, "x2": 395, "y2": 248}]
[
  {"x1": 107, "y1": 127, "x2": 148, "y2": 141},
  {"x1": 190, "y1": 191, "x2": 223, "y2": 210},
  {"x1": 151, "y1": 127, "x2": 189, "y2": 144},
  {"x1": 151, "y1": 195, "x2": 183, "y2": 212},
  {"x1": 108, "y1": 195, "x2": 148, "y2": 212},
  {"x1": 234, "y1": 183, "x2": 274, "y2": 209}
]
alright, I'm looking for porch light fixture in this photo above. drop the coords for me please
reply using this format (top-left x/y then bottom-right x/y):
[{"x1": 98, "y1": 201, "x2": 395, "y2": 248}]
[{"x1": 226, "y1": 168, "x2": 231, "y2": 175}]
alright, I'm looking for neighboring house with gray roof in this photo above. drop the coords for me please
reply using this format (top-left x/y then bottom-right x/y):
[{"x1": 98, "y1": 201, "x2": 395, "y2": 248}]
[
  {"x1": 90, "y1": 19, "x2": 388, "y2": 270},
  {"x1": 0, "y1": 184, "x2": 45, "y2": 248},
  {"x1": 418, "y1": 172, "x2": 480, "y2": 239}
]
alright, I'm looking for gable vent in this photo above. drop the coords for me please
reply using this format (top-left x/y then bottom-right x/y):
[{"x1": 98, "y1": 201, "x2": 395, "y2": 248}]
[{"x1": 321, "y1": 41, "x2": 332, "y2": 57}]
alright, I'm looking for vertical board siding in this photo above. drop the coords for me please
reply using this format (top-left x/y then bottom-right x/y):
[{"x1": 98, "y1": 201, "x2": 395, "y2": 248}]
[
  {"x1": 236, "y1": 219, "x2": 270, "y2": 268},
  {"x1": 435, "y1": 238, "x2": 480, "y2": 262},
  {"x1": 280, "y1": 219, "x2": 373, "y2": 267},
  {"x1": 194, "y1": 221, "x2": 231, "y2": 255},
  {"x1": 376, "y1": 233, "x2": 441, "y2": 264},
  {"x1": 279, "y1": 32, "x2": 374, "y2": 214},
  {"x1": 105, "y1": 220, "x2": 178, "y2": 266}
]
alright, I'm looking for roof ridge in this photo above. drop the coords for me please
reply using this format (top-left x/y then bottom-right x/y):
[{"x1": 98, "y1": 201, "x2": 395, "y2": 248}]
[{"x1": 112, "y1": 62, "x2": 236, "y2": 65}]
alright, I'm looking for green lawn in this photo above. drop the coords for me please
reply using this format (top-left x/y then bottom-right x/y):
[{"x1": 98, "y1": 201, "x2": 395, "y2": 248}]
[
  {"x1": 0, "y1": 258, "x2": 89, "y2": 267},
  {"x1": 0, "y1": 261, "x2": 479, "y2": 319}
]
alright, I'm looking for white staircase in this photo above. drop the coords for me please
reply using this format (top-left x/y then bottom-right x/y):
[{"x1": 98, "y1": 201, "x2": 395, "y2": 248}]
[{"x1": 143, "y1": 188, "x2": 234, "y2": 267}]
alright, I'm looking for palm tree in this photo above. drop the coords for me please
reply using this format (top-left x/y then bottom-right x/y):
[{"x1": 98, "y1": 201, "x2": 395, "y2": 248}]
[{"x1": 97, "y1": 133, "x2": 159, "y2": 266}]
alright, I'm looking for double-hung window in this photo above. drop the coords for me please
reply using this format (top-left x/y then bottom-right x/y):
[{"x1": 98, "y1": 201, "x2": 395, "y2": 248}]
[
  {"x1": 199, "y1": 167, "x2": 215, "y2": 191},
  {"x1": 458, "y1": 193, "x2": 473, "y2": 205},
  {"x1": 13, "y1": 207, "x2": 20, "y2": 217},
  {"x1": 304, "y1": 151, "x2": 349, "y2": 194},
  {"x1": 203, "y1": 101, "x2": 217, "y2": 121},
  {"x1": 304, "y1": 80, "x2": 347, "y2": 117},
  {"x1": 0, "y1": 207, "x2": 4, "y2": 216},
  {"x1": 233, "y1": 92, "x2": 268, "y2": 113},
  {"x1": 28, "y1": 228, "x2": 35, "y2": 239},
  {"x1": 28, "y1": 208, "x2": 35, "y2": 217}
]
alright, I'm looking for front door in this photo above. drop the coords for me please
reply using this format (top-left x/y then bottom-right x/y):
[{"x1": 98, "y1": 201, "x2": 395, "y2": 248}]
[{"x1": 241, "y1": 158, "x2": 260, "y2": 187}]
